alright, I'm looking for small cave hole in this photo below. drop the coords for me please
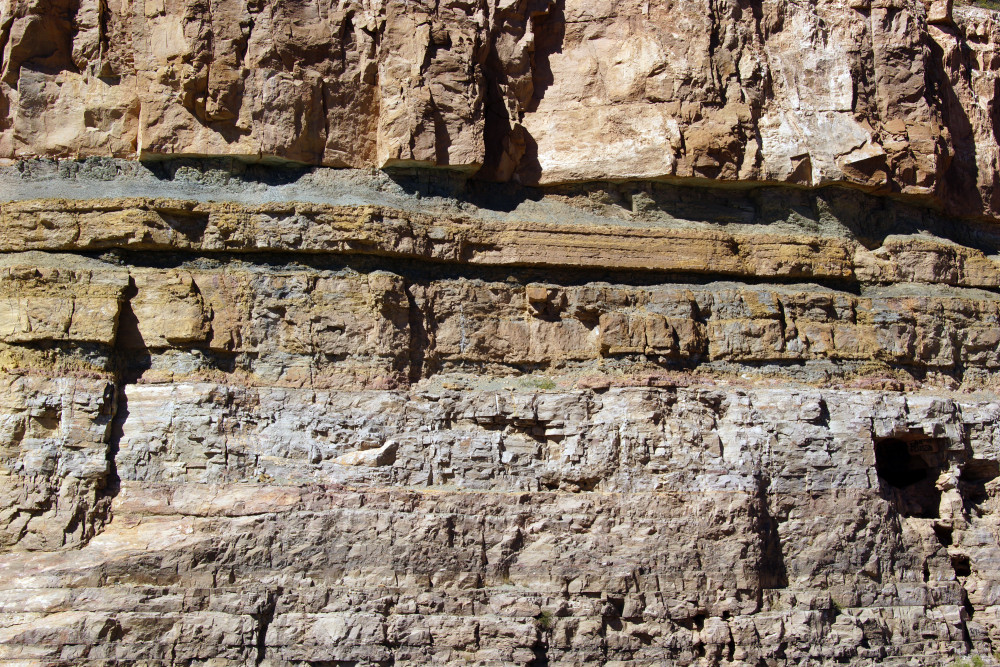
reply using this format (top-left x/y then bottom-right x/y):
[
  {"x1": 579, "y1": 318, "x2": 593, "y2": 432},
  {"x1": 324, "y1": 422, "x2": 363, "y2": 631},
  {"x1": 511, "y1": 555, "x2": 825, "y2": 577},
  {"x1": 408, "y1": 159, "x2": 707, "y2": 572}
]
[
  {"x1": 951, "y1": 553, "x2": 972, "y2": 577},
  {"x1": 933, "y1": 523, "x2": 954, "y2": 546},
  {"x1": 960, "y1": 459, "x2": 999, "y2": 512},
  {"x1": 874, "y1": 436, "x2": 945, "y2": 518}
]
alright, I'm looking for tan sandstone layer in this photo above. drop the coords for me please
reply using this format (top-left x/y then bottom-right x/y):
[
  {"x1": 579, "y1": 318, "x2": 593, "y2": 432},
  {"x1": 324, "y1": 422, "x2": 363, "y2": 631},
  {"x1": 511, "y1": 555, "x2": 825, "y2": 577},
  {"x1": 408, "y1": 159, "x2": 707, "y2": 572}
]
[{"x1": 2, "y1": 0, "x2": 1000, "y2": 218}]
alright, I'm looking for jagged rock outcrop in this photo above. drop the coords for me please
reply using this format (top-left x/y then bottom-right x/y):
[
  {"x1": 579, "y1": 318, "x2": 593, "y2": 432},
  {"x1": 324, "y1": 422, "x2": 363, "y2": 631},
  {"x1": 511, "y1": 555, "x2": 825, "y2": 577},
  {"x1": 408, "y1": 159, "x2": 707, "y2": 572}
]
[
  {"x1": 3, "y1": 0, "x2": 1000, "y2": 218},
  {"x1": 3, "y1": 0, "x2": 1000, "y2": 665},
  {"x1": 0, "y1": 159, "x2": 1000, "y2": 664}
]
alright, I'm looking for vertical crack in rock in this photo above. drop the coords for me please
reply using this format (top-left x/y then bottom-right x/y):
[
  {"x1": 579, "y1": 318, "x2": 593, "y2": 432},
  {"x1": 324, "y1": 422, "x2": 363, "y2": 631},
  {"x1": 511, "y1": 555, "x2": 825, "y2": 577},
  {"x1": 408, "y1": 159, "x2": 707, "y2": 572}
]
[
  {"x1": 113, "y1": 276, "x2": 152, "y2": 385},
  {"x1": 405, "y1": 281, "x2": 432, "y2": 383},
  {"x1": 756, "y1": 474, "x2": 788, "y2": 592},
  {"x1": 480, "y1": 35, "x2": 517, "y2": 182},
  {"x1": 93, "y1": 378, "x2": 119, "y2": 529},
  {"x1": 92, "y1": 275, "x2": 149, "y2": 539},
  {"x1": 255, "y1": 589, "x2": 278, "y2": 665},
  {"x1": 925, "y1": 21, "x2": 981, "y2": 215}
]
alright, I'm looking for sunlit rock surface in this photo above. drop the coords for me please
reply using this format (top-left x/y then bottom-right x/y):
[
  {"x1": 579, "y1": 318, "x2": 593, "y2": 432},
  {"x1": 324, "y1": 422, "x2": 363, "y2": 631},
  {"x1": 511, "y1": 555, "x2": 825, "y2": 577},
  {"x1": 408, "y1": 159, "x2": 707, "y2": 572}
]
[{"x1": 3, "y1": 0, "x2": 1000, "y2": 664}]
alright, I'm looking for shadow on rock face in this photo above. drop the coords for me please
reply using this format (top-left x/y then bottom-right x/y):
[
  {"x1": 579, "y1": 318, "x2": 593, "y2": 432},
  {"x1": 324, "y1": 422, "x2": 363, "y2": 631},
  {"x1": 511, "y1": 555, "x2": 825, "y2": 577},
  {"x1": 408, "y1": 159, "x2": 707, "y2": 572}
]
[
  {"x1": 114, "y1": 277, "x2": 152, "y2": 385},
  {"x1": 141, "y1": 156, "x2": 311, "y2": 187},
  {"x1": 756, "y1": 475, "x2": 789, "y2": 590},
  {"x1": 874, "y1": 436, "x2": 946, "y2": 519}
]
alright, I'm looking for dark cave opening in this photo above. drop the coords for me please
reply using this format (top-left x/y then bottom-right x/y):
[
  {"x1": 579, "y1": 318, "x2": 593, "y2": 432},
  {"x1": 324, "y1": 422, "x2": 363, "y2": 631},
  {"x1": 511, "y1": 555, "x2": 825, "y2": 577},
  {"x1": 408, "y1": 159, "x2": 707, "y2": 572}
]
[
  {"x1": 933, "y1": 523, "x2": 954, "y2": 546},
  {"x1": 960, "y1": 459, "x2": 1000, "y2": 513},
  {"x1": 951, "y1": 553, "x2": 972, "y2": 577},
  {"x1": 874, "y1": 436, "x2": 946, "y2": 518}
]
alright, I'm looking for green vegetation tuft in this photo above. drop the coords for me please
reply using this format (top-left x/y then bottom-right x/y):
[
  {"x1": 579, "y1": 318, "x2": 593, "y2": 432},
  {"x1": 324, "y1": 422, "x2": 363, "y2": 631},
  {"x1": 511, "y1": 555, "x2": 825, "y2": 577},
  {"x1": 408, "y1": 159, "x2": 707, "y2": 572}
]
[
  {"x1": 961, "y1": 0, "x2": 1000, "y2": 10},
  {"x1": 950, "y1": 656, "x2": 986, "y2": 667},
  {"x1": 522, "y1": 375, "x2": 557, "y2": 391}
]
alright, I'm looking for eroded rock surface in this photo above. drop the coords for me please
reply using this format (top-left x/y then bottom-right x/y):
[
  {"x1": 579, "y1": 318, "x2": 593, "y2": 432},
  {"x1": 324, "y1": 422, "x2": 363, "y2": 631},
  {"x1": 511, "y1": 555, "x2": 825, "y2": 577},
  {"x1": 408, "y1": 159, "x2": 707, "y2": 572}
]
[
  {"x1": 0, "y1": 158, "x2": 998, "y2": 664},
  {"x1": 3, "y1": 0, "x2": 1000, "y2": 664},
  {"x1": 3, "y1": 0, "x2": 1000, "y2": 218}
]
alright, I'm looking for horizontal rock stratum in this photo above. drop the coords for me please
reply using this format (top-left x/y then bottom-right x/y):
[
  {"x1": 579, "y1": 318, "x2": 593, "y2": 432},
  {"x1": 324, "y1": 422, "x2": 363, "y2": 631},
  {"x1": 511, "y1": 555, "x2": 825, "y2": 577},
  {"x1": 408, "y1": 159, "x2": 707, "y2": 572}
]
[
  {"x1": 2, "y1": 0, "x2": 1000, "y2": 215},
  {"x1": 3, "y1": 1, "x2": 1000, "y2": 666},
  {"x1": 1, "y1": 159, "x2": 1000, "y2": 665}
]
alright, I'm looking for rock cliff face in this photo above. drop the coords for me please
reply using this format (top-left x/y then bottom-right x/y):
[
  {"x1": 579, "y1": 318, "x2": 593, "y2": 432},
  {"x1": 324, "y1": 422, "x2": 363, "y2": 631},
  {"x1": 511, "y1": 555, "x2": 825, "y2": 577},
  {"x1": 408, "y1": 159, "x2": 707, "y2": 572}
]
[
  {"x1": 4, "y1": 0, "x2": 1000, "y2": 665},
  {"x1": 2, "y1": 0, "x2": 1000, "y2": 213}
]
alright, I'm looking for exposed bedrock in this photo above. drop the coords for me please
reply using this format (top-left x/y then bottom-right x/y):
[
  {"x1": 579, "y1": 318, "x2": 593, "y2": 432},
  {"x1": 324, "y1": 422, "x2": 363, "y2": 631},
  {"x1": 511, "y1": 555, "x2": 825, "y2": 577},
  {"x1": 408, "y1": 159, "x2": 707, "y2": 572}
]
[
  {"x1": 1, "y1": 159, "x2": 1000, "y2": 664},
  {"x1": 4, "y1": 0, "x2": 1000, "y2": 220},
  {"x1": 3, "y1": 0, "x2": 1000, "y2": 661}
]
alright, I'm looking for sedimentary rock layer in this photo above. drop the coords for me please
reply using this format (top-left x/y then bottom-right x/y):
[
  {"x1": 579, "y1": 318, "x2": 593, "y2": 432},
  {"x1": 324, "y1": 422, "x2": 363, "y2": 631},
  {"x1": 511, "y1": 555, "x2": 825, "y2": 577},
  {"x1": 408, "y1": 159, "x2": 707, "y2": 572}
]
[
  {"x1": 3, "y1": 0, "x2": 1000, "y2": 219},
  {"x1": 3, "y1": 0, "x2": 1000, "y2": 663},
  {"x1": 1, "y1": 160, "x2": 1000, "y2": 664}
]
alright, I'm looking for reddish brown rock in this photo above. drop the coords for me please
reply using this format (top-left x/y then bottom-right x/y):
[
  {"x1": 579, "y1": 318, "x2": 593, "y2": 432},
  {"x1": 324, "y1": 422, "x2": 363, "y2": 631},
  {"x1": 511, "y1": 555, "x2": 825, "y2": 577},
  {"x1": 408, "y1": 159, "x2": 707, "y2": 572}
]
[{"x1": 3, "y1": 0, "x2": 1000, "y2": 219}]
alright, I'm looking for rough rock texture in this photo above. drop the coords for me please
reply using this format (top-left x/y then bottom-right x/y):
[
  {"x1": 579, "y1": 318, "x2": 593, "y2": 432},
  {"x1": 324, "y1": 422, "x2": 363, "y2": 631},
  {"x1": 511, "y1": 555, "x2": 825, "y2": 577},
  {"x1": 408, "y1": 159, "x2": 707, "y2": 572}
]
[
  {"x1": 3, "y1": 1, "x2": 1000, "y2": 665},
  {"x1": 3, "y1": 0, "x2": 1000, "y2": 217},
  {"x1": 0, "y1": 159, "x2": 998, "y2": 665}
]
